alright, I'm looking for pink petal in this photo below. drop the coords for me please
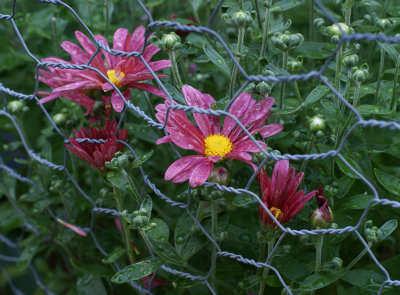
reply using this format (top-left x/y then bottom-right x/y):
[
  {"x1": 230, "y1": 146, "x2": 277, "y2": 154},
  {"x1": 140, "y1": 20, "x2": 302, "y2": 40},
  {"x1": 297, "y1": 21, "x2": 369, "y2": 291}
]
[
  {"x1": 169, "y1": 132, "x2": 204, "y2": 153},
  {"x1": 111, "y1": 89, "x2": 130, "y2": 113},
  {"x1": 128, "y1": 83, "x2": 167, "y2": 98},
  {"x1": 189, "y1": 159, "x2": 214, "y2": 187},
  {"x1": 96, "y1": 34, "x2": 116, "y2": 69},
  {"x1": 156, "y1": 136, "x2": 171, "y2": 145},
  {"x1": 240, "y1": 97, "x2": 275, "y2": 128},
  {"x1": 57, "y1": 218, "x2": 87, "y2": 236},
  {"x1": 233, "y1": 139, "x2": 267, "y2": 152},
  {"x1": 39, "y1": 92, "x2": 61, "y2": 104},
  {"x1": 165, "y1": 155, "x2": 205, "y2": 182},
  {"x1": 226, "y1": 151, "x2": 253, "y2": 162},
  {"x1": 53, "y1": 80, "x2": 97, "y2": 92},
  {"x1": 130, "y1": 26, "x2": 145, "y2": 52},
  {"x1": 113, "y1": 28, "x2": 130, "y2": 51},
  {"x1": 271, "y1": 160, "x2": 289, "y2": 205},
  {"x1": 102, "y1": 83, "x2": 114, "y2": 92},
  {"x1": 75, "y1": 31, "x2": 97, "y2": 55},
  {"x1": 257, "y1": 124, "x2": 284, "y2": 138}
]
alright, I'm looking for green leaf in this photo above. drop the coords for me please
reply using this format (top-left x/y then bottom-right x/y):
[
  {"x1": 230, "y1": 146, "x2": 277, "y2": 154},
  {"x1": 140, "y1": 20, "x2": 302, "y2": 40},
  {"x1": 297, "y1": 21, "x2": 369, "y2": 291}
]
[
  {"x1": 271, "y1": 0, "x2": 306, "y2": 12},
  {"x1": 203, "y1": 45, "x2": 230, "y2": 77},
  {"x1": 232, "y1": 194, "x2": 253, "y2": 207},
  {"x1": 374, "y1": 168, "x2": 400, "y2": 196},
  {"x1": 163, "y1": 82, "x2": 186, "y2": 105},
  {"x1": 378, "y1": 219, "x2": 398, "y2": 242},
  {"x1": 140, "y1": 195, "x2": 152, "y2": 222},
  {"x1": 320, "y1": 99, "x2": 342, "y2": 118},
  {"x1": 336, "y1": 176, "x2": 355, "y2": 199},
  {"x1": 101, "y1": 248, "x2": 126, "y2": 264},
  {"x1": 304, "y1": 85, "x2": 330, "y2": 105},
  {"x1": 17, "y1": 237, "x2": 40, "y2": 271},
  {"x1": 341, "y1": 269, "x2": 386, "y2": 291},
  {"x1": 356, "y1": 105, "x2": 392, "y2": 116},
  {"x1": 300, "y1": 270, "x2": 344, "y2": 291},
  {"x1": 297, "y1": 42, "x2": 336, "y2": 59},
  {"x1": 378, "y1": 42, "x2": 398, "y2": 62},
  {"x1": 145, "y1": 218, "x2": 170, "y2": 244},
  {"x1": 174, "y1": 214, "x2": 193, "y2": 255},
  {"x1": 132, "y1": 150, "x2": 153, "y2": 168},
  {"x1": 69, "y1": 259, "x2": 113, "y2": 277},
  {"x1": 269, "y1": 19, "x2": 292, "y2": 35},
  {"x1": 340, "y1": 194, "x2": 375, "y2": 209},
  {"x1": 144, "y1": 0, "x2": 166, "y2": 7},
  {"x1": 77, "y1": 275, "x2": 107, "y2": 295},
  {"x1": 335, "y1": 156, "x2": 362, "y2": 179},
  {"x1": 106, "y1": 171, "x2": 129, "y2": 192},
  {"x1": 182, "y1": 234, "x2": 207, "y2": 261},
  {"x1": 111, "y1": 259, "x2": 163, "y2": 283}
]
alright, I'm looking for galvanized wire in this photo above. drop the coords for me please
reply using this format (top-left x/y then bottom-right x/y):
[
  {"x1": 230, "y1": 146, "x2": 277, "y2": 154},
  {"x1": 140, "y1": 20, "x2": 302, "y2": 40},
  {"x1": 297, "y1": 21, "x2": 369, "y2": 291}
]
[{"x1": 1, "y1": 0, "x2": 400, "y2": 294}]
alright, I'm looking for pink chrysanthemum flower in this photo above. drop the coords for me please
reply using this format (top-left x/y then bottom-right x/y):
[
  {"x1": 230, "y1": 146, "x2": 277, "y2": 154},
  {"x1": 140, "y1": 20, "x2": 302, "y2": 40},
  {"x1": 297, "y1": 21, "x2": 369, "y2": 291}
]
[
  {"x1": 155, "y1": 85, "x2": 283, "y2": 187},
  {"x1": 67, "y1": 119, "x2": 128, "y2": 170},
  {"x1": 39, "y1": 26, "x2": 171, "y2": 113},
  {"x1": 258, "y1": 160, "x2": 317, "y2": 228}
]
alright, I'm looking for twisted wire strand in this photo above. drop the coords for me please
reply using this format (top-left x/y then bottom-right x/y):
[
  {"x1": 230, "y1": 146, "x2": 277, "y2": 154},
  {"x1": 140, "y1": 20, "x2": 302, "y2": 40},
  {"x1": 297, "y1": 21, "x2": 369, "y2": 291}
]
[{"x1": 1, "y1": 0, "x2": 400, "y2": 294}]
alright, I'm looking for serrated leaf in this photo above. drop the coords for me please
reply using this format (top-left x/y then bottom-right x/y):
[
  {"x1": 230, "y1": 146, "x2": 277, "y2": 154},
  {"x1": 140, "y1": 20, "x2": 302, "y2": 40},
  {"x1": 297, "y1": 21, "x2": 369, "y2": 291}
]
[
  {"x1": 374, "y1": 168, "x2": 400, "y2": 196},
  {"x1": 271, "y1": 0, "x2": 306, "y2": 12},
  {"x1": 145, "y1": 218, "x2": 170, "y2": 244},
  {"x1": 232, "y1": 194, "x2": 253, "y2": 207},
  {"x1": 304, "y1": 85, "x2": 329, "y2": 105},
  {"x1": 378, "y1": 219, "x2": 398, "y2": 242},
  {"x1": 297, "y1": 42, "x2": 336, "y2": 59},
  {"x1": 340, "y1": 194, "x2": 375, "y2": 209},
  {"x1": 106, "y1": 171, "x2": 129, "y2": 192},
  {"x1": 132, "y1": 150, "x2": 153, "y2": 168},
  {"x1": 203, "y1": 45, "x2": 230, "y2": 77},
  {"x1": 101, "y1": 248, "x2": 126, "y2": 264},
  {"x1": 111, "y1": 259, "x2": 163, "y2": 283},
  {"x1": 335, "y1": 156, "x2": 362, "y2": 179}
]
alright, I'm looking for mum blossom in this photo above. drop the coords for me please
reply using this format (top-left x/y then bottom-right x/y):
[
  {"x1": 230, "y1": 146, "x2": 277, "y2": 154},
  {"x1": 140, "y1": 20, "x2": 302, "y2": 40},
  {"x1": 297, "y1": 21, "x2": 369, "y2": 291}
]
[
  {"x1": 67, "y1": 119, "x2": 128, "y2": 170},
  {"x1": 258, "y1": 160, "x2": 317, "y2": 228},
  {"x1": 39, "y1": 26, "x2": 171, "y2": 113},
  {"x1": 155, "y1": 85, "x2": 283, "y2": 187}
]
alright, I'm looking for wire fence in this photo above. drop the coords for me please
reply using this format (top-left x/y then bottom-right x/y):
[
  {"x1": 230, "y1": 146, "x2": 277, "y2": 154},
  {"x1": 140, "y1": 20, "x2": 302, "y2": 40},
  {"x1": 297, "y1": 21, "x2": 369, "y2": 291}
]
[{"x1": 0, "y1": 0, "x2": 400, "y2": 294}]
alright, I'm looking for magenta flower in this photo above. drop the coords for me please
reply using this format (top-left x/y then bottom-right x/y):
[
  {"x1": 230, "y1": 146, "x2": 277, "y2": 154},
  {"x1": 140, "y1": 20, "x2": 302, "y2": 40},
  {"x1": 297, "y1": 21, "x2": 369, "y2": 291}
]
[
  {"x1": 39, "y1": 26, "x2": 171, "y2": 113},
  {"x1": 155, "y1": 85, "x2": 283, "y2": 187},
  {"x1": 310, "y1": 185, "x2": 333, "y2": 229},
  {"x1": 67, "y1": 119, "x2": 128, "y2": 170},
  {"x1": 258, "y1": 160, "x2": 317, "y2": 227}
]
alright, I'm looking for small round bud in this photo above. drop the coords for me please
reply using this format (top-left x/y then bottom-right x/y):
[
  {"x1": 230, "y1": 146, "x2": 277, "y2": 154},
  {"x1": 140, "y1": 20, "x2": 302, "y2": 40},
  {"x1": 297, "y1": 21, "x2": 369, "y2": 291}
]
[
  {"x1": 315, "y1": 130, "x2": 325, "y2": 139},
  {"x1": 226, "y1": 10, "x2": 254, "y2": 28},
  {"x1": 375, "y1": 18, "x2": 392, "y2": 32},
  {"x1": 328, "y1": 23, "x2": 351, "y2": 37},
  {"x1": 292, "y1": 130, "x2": 301, "y2": 139},
  {"x1": 310, "y1": 206, "x2": 334, "y2": 229},
  {"x1": 271, "y1": 32, "x2": 290, "y2": 51},
  {"x1": 208, "y1": 167, "x2": 230, "y2": 186},
  {"x1": 331, "y1": 257, "x2": 343, "y2": 269},
  {"x1": 255, "y1": 81, "x2": 272, "y2": 96},
  {"x1": 309, "y1": 115, "x2": 326, "y2": 132},
  {"x1": 262, "y1": 0, "x2": 272, "y2": 8},
  {"x1": 287, "y1": 56, "x2": 303, "y2": 74},
  {"x1": 289, "y1": 33, "x2": 304, "y2": 49},
  {"x1": 342, "y1": 54, "x2": 359, "y2": 68},
  {"x1": 117, "y1": 153, "x2": 129, "y2": 169},
  {"x1": 351, "y1": 65, "x2": 369, "y2": 83},
  {"x1": 211, "y1": 190, "x2": 223, "y2": 200},
  {"x1": 132, "y1": 215, "x2": 149, "y2": 228},
  {"x1": 314, "y1": 18, "x2": 325, "y2": 30},
  {"x1": 49, "y1": 179, "x2": 62, "y2": 192},
  {"x1": 8, "y1": 100, "x2": 25, "y2": 113},
  {"x1": 158, "y1": 32, "x2": 182, "y2": 51},
  {"x1": 99, "y1": 188, "x2": 109, "y2": 198},
  {"x1": 52, "y1": 113, "x2": 67, "y2": 126},
  {"x1": 367, "y1": 226, "x2": 379, "y2": 243}
]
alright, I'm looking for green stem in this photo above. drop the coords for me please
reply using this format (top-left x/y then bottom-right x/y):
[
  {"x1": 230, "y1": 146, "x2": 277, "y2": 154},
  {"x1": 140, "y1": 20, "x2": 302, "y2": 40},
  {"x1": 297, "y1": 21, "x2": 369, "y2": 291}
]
[
  {"x1": 169, "y1": 50, "x2": 183, "y2": 89},
  {"x1": 210, "y1": 201, "x2": 218, "y2": 291},
  {"x1": 278, "y1": 51, "x2": 288, "y2": 109},
  {"x1": 120, "y1": 168, "x2": 142, "y2": 205},
  {"x1": 300, "y1": 134, "x2": 316, "y2": 172},
  {"x1": 294, "y1": 81, "x2": 303, "y2": 104},
  {"x1": 258, "y1": 2, "x2": 272, "y2": 73},
  {"x1": 258, "y1": 238, "x2": 275, "y2": 295},
  {"x1": 374, "y1": 46, "x2": 385, "y2": 105},
  {"x1": 334, "y1": 45, "x2": 343, "y2": 103},
  {"x1": 229, "y1": 27, "x2": 245, "y2": 99},
  {"x1": 253, "y1": 0, "x2": 262, "y2": 29},
  {"x1": 344, "y1": 0, "x2": 353, "y2": 26},
  {"x1": 59, "y1": 191, "x2": 72, "y2": 219},
  {"x1": 344, "y1": 242, "x2": 372, "y2": 271},
  {"x1": 309, "y1": 0, "x2": 314, "y2": 40},
  {"x1": 51, "y1": 16, "x2": 60, "y2": 56},
  {"x1": 256, "y1": 241, "x2": 266, "y2": 276},
  {"x1": 390, "y1": 53, "x2": 400, "y2": 111},
  {"x1": 178, "y1": 59, "x2": 189, "y2": 84},
  {"x1": 188, "y1": 0, "x2": 201, "y2": 26},
  {"x1": 315, "y1": 236, "x2": 323, "y2": 273},
  {"x1": 114, "y1": 187, "x2": 135, "y2": 265}
]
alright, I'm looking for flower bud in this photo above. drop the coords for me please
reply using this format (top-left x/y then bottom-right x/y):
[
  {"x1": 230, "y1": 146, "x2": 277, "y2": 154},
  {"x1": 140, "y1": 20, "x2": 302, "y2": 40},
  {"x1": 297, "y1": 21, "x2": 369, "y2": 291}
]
[
  {"x1": 8, "y1": 100, "x2": 25, "y2": 113},
  {"x1": 342, "y1": 54, "x2": 359, "y2": 68},
  {"x1": 272, "y1": 31, "x2": 303, "y2": 51},
  {"x1": 52, "y1": 113, "x2": 67, "y2": 126},
  {"x1": 375, "y1": 18, "x2": 392, "y2": 31},
  {"x1": 292, "y1": 130, "x2": 301, "y2": 139},
  {"x1": 287, "y1": 57, "x2": 303, "y2": 74},
  {"x1": 262, "y1": 0, "x2": 272, "y2": 8},
  {"x1": 314, "y1": 18, "x2": 325, "y2": 31},
  {"x1": 310, "y1": 185, "x2": 333, "y2": 229},
  {"x1": 351, "y1": 64, "x2": 369, "y2": 83},
  {"x1": 208, "y1": 167, "x2": 230, "y2": 186},
  {"x1": 309, "y1": 115, "x2": 326, "y2": 133},
  {"x1": 315, "y1": 130, "x2": 324, "y2": 139},
  {"x1": 289, "y1": 33, "x2": 304, "y2": 49},
  {"x1": 255, "y1": 81, "x2": 272, "y2": 96},
  {"x1": 364, "y1": 220, "x2": 379, "y2": 244},
  {"x1": 158, "y1": 32, "x2": 182, "y2": 51},
  {"x1": 328, "y1": 23, "x2": 351, "y2": 37},
  {"x1": 225, "y1": 10, "x2": 254, "y2": 28}
]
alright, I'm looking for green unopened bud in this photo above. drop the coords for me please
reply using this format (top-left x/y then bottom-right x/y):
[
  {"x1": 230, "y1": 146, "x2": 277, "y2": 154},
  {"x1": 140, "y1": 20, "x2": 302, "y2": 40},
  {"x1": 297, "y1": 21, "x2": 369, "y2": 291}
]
[
  {"x1": 272, "y1": 31, "x2": 303, "y2": 51},
  {"x1": 310, "y1": 207, "x2": 334, "y2": 229},
  {"x1": 331, "y1": 257, "x2": 343, "y2": 269},
  {"x1": 289, "y1": 33, "x2": 304, "y2": 49},
  {"x1": 351, "y1": 64, "x2": 369, "y2": 83},
  {"x1": 315, "y1": 130, "x2": 325, "y2": 139},
  {"x1": 116, "y1": 153, "x2": 129, "y2": 169},
  {"x1": 226, "y1": 10, "x2": 254, "y2": 28},
  {"x1": 99, "y1": 188, "x2": 110, "y2": 198},
  {"x1": 364, "y1": 220, "x2": 379, "y2": 244},
  {"x1": 8, "y1": 100, "x2": 25, "y2": 113},
  {"x1": 287, "y1": 56, "x2": 303, "y2": 74},
  {"x1": 208, "y1": 167, "x2": 230, "y2": 186},
  {"x1": 292, "y1": 130, "x2": 301, "y2": 139},
  {"x1": 309, "y1": 115, "x2": 326, "y2": 132},
  {"x1": 52, "y1": 113, "x2": 67, "y2": 126},
  {"x1": 262, "y1": 0, "x2": 272, "y2": 8},
  {"x1": 342, "y1": 54, "x2": 359, "y2": 67},
  {"x1": 363, "y1": 14, "x2": 372, "y2": 24},
  {"x1": 158, "y1": 32, "x2": 182, "y2": 51},
  {"x1": 375, "y1": 18, "x2": 392, "y2": 32},
  {"x1": 328, "y1": 23, "x2": 351, "y2": 37},
  {"x1": 255, "y1": 81, "x2": 272, "y2": 96},
  {"x1": 49, "y1": 179, "x2": 62, "y2": 192},
  {"x1": 314, "y1": 18, "x2": 325, "y2": 30}
]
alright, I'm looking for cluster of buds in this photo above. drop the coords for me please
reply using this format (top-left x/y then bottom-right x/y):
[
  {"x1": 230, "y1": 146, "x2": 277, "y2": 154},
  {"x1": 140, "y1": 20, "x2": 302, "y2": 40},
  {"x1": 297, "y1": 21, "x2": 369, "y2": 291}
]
[
  {"x1": 324, "y1": 22, "x2": 353, "y2": 43},
  {"x1": 271, "y1": 31, "x2": 304, "y2": 51},
  {"x1": 364, "y1": 220, "x2": 379, "y2": 244},
  {"x1": 8, "y1": 100, "x2": 29, "y2": 113},
  {"x1": 123, "y1": 208, "x2": 151, "y2": 229},
  {"x1": 375, "y1": 18, "x2": 394, "y2": 32},
  {"x1": 105, "y1": 152, "x2": 130, "y2": 170},
  {"x1": 342, "y1": 54, "x2": 359, "y2": 68},
  {"x1": 310, "y1": 186, "x2": 333, "y2": 229},
  {"x1": 154, "y1": 32, "x2": 182, "y2": 52},
  {"x1": 223, "y1": 10, "x2": 254, "y2": 28},
  {"x1": 351, "y1": 63, "x2": 369, "y2": 83}
]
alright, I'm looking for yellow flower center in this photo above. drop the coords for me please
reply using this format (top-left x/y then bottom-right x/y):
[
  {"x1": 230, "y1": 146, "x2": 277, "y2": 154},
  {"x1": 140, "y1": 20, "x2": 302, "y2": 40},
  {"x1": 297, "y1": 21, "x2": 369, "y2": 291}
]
[
  {"x1": 204, "y1": 134, "x2": 233, "y2": 157},
  {"x1": 270, "y1": 206, "x2": 283, "y2": 220},
  {"x1": 107, "y1": 69, "x2": 125, "y2": 86}
]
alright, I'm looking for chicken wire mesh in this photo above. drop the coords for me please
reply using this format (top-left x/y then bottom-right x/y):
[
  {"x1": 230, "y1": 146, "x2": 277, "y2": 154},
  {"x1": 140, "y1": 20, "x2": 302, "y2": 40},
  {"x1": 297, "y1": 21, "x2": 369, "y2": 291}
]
[{"x1": 0, "y1": 0, "x2": 400, "y2": 294}]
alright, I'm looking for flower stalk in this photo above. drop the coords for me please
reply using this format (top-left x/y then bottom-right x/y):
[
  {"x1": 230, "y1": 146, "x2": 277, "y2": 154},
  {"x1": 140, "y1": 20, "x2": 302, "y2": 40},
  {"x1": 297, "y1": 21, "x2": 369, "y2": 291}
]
[
  {"x1": 259, "y1": 0, "x2": 272, "y2": 73},
  {"x1": 278, "y1": 50, "x2": 288, "y2": 109},
  {"x1": 374, "y1": 46, "x2": 385, "y2": 105},
  {"x1": 210, "y1": 200, "x2": 218, "y2": 291},
  {"x1": 390, "y1": 53, "x2": 400, "y2": 111},
  {"x1": 258, "y1": 238, "x2": 276, "y2": 295},
  {"x1": 169, "y1": 50, "x2": 183, "y2": 89},
  {"x1": 229, "y1": 27, "x2": 245, "y2": 99}
]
